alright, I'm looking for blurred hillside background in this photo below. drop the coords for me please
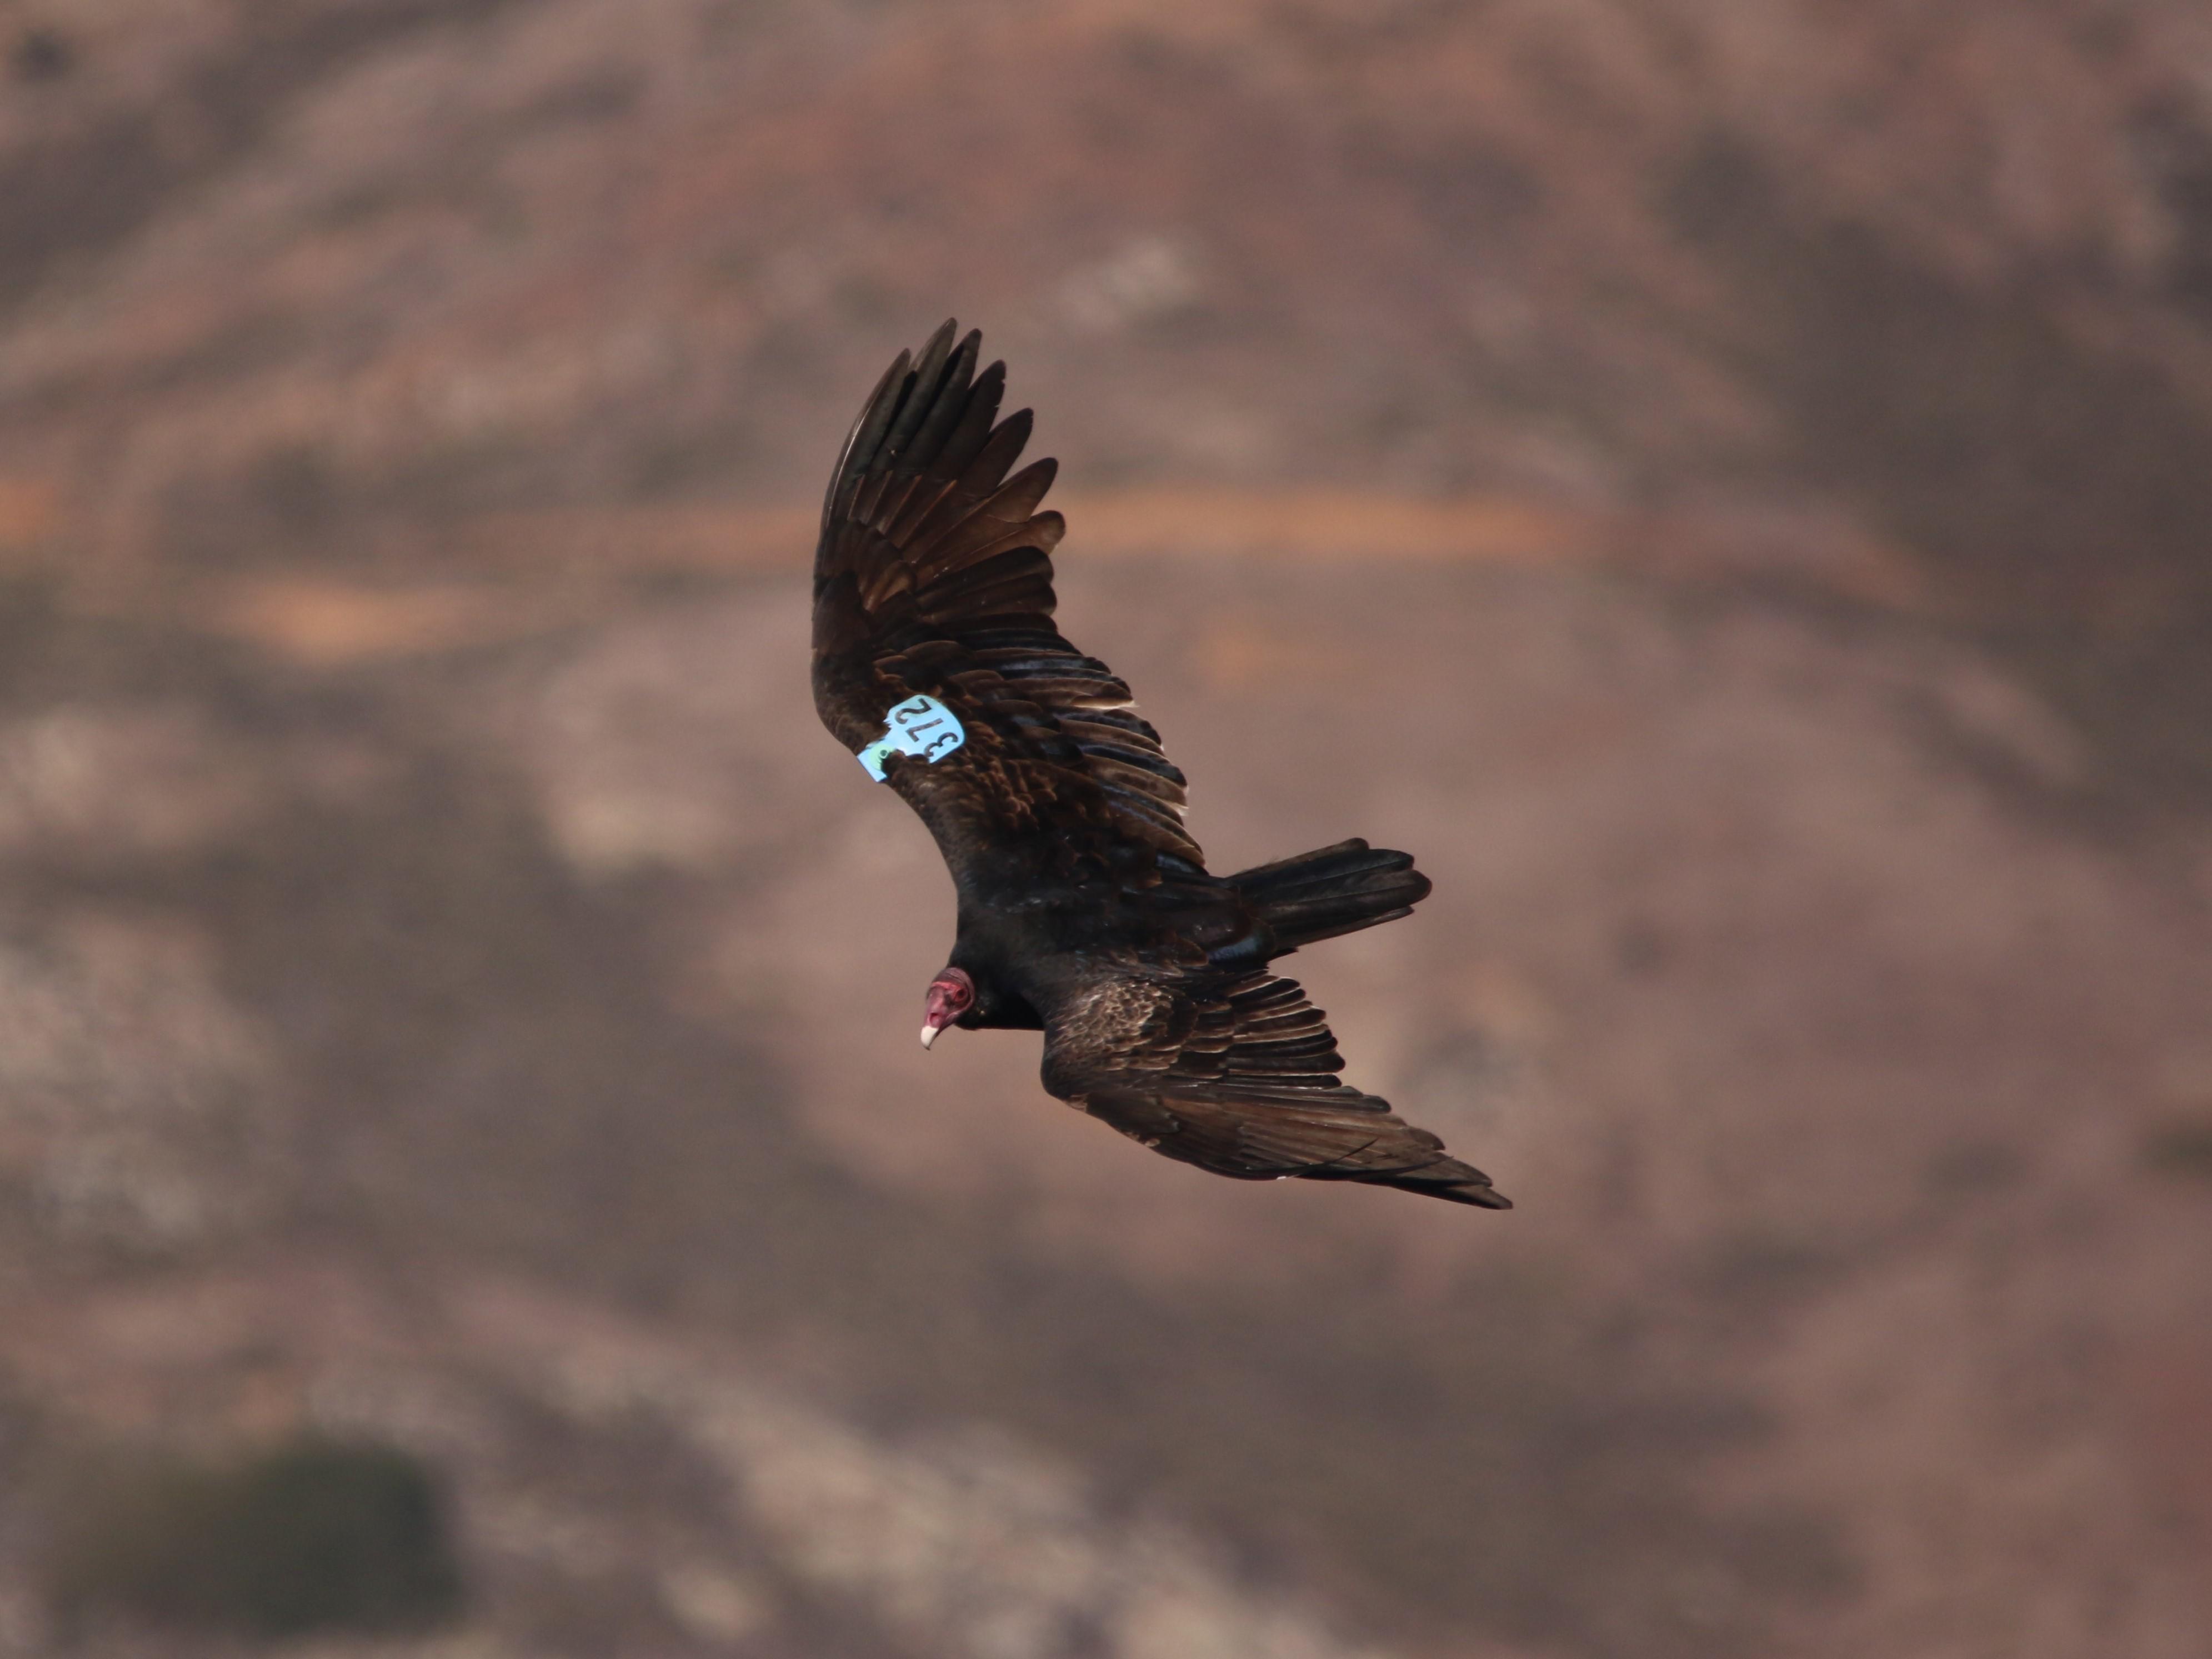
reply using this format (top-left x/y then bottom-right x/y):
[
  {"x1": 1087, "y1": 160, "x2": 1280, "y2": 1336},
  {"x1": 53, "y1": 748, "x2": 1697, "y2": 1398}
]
[{"x1": 2, "y1": 0, "x2": 2211, "y2": 1655}]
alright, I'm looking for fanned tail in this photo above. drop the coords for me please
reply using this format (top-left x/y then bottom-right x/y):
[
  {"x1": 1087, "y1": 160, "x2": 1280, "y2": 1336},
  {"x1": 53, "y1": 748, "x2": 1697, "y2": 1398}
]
[{"x1": 1227, "y1": 838, "x2": 1432, "y2": 955}]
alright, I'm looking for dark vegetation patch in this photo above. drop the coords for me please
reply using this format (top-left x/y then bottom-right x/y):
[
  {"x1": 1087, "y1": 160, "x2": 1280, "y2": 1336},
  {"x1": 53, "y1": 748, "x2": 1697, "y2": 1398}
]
[
  {"x1": 1688, "y1": 1230, "x2": 1851, "y2": 1316},
  {"x1": 2128, "y1": 97, "x2": 2212, "y2": 325},
  {"x1": 2141, "y1": 1118, "x2": 2212, "y2": 1178},
  {"x1": 11, "y1": 26, "x2": 72, "y2": 84},
  {"x1": 45, "y1": 1437, "x2": 462, "y2": 1639}
]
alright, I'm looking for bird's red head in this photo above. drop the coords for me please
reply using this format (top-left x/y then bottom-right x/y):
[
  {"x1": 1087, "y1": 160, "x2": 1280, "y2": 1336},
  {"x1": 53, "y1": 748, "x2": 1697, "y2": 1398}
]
[{"x1": 920, "y1": 966, "x2": 975, "y2": 1050}]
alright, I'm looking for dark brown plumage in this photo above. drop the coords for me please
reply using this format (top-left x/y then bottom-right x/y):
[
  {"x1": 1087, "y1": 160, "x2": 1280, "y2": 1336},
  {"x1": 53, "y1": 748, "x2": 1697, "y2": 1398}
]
[{"x1": 812, "y1": 321, "x2": 1509, "y2": 1210}]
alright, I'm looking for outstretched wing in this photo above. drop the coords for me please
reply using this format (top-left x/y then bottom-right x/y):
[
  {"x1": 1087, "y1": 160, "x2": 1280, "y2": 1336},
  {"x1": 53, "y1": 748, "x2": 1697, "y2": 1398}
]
[
  {"x1": 1041, "y1": 971, "x2": 1511, "y2": 1208},
  {"x1": 813, "y1": 321, "x2": 1201, "y2": 894}
]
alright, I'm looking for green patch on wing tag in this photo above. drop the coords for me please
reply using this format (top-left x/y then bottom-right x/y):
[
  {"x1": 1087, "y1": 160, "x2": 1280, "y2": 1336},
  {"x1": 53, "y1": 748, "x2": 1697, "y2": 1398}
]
[{"x1": 859, "y1": 694, "x2": 965, "y2": 781}]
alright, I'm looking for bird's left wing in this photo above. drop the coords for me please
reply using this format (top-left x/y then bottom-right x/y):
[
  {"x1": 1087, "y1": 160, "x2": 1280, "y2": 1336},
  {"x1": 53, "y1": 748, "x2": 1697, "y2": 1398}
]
[
  {"x1": 1041, "y1": 971, "x2": 1511, "y2": 1208},
  {"x1": 812, "y1": 321, "x2": 1201, "y2": 893}
]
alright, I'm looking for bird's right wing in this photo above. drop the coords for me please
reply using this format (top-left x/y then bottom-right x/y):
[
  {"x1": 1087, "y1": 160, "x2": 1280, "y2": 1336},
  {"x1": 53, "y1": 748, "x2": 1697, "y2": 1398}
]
[{"x1": 1042, "y1": 971, "x2": 1510, "y2": 1208}]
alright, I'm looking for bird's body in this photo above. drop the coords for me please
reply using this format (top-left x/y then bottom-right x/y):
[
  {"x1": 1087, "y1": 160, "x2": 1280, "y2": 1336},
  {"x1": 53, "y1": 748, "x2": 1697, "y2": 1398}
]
[{"x1": 812, "y1": 322, "x2": 1509, "y2": 1210}]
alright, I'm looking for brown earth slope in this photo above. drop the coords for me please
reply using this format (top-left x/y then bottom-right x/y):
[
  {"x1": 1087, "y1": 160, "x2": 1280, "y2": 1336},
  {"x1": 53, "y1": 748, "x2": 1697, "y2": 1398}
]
[{"x1": 2, "y1": 3, "x2": 2211, "y2": 1657}]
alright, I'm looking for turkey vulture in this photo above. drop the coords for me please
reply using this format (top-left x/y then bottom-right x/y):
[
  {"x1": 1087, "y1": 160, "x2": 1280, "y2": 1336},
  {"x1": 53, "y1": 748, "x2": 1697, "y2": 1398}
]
[{"x1": 811, "y1": 322, "x2": 1509, "y2": 1210}]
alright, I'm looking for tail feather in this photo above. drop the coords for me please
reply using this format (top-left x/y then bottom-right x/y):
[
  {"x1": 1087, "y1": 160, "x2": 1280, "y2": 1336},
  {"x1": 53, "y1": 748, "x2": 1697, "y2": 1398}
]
[
  {"x1": 1366, "y1": 1159, "x2": 1514, "y2": 1210},
  {"x1": 1228, "y1": 838, "x2": 1432, "y2": 955}
]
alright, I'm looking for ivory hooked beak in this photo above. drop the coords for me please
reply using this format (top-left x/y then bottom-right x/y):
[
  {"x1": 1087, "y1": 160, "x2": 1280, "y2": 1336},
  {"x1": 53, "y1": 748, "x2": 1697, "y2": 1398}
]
[{"x1": 919, "y1": 1023, "x2": 943, "y2": 1050}]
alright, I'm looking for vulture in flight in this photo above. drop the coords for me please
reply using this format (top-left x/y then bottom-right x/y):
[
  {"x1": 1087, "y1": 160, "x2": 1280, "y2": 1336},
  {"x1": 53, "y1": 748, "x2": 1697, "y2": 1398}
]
[{"x1": 811, "y1": 322, "x2": 1509, "y2": 1210}]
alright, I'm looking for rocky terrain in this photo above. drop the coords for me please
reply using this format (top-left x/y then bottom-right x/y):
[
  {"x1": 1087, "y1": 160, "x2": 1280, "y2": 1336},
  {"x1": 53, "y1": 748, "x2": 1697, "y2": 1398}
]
[{"x1": 1, "y1": 2, "x2": 2210, "y2": 1656}]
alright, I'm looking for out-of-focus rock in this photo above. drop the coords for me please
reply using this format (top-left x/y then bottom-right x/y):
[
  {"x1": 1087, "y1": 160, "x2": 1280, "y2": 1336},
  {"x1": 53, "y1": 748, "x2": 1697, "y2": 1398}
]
[
  {"x1": 0, "y1": 916, "x2": 287, "y2": 1252},
  {"x1": 0, "y1": 705, "x2": 264, "y2": 863}
]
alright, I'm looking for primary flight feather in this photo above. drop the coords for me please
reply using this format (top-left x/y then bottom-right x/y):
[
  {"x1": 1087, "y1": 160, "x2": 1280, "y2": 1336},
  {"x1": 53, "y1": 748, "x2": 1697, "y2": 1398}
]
[{"x1": 812, "y1": 321, "x2": 1509, "y2": 1210}]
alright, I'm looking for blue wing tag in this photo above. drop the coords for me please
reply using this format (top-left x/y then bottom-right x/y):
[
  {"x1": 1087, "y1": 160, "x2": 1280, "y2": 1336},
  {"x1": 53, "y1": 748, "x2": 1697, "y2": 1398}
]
[{"x1": 858, "y1": 694, "x2": 966, "y2": 782}]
